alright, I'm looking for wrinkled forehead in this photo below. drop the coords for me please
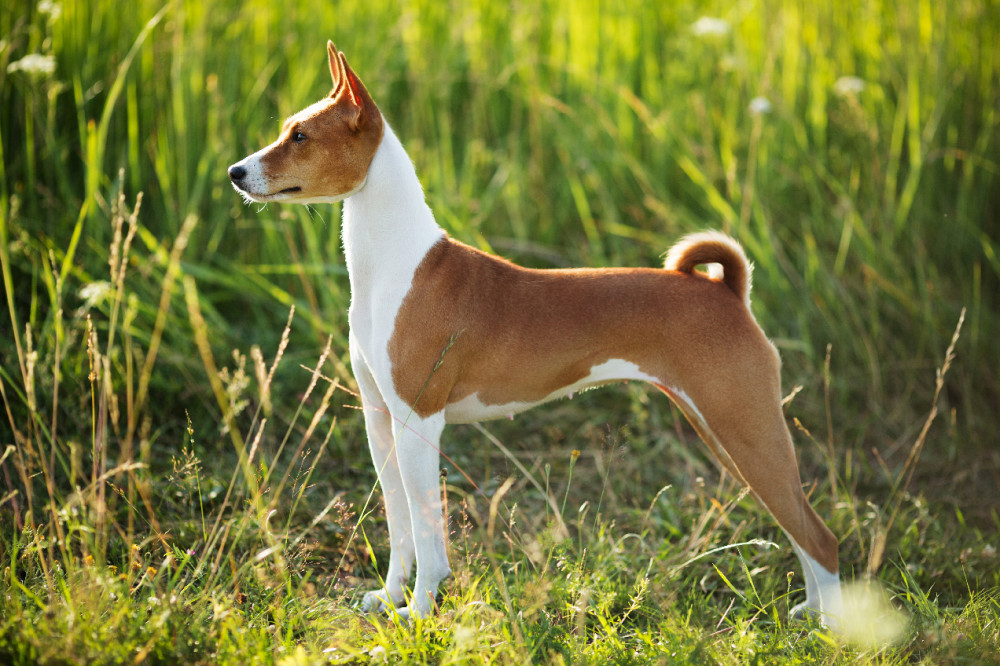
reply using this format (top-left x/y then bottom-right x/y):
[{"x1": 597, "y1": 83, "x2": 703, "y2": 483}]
[{"x1": 281, "y1": 97, "x2": 338, "y2": 130}]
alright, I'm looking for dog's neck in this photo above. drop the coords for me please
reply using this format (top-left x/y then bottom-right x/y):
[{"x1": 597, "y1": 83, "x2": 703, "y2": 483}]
[{"x1": 341, "y1": 121, "x2": 446, "y2": 302}]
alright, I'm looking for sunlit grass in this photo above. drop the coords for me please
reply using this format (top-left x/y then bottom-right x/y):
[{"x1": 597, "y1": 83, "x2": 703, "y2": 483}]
[{"x1": 2, "y1": 0, "x2": 999, "y2": 662}]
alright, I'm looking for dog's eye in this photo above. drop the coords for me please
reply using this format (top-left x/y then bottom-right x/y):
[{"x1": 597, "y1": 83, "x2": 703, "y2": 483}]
[{"x1": 291, "y1": 131, "x2": 307, "y2": 143}]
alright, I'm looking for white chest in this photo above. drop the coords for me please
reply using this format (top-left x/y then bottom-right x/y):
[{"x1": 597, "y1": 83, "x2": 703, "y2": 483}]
[{"x1": 340, "y1": 123, "x2": 446, "y2": 399}]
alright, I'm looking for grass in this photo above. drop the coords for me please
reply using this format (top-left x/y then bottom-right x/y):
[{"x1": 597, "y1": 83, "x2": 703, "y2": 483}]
[{"x1": 2, "y1": 0, "x2": 999, "y2": 662}]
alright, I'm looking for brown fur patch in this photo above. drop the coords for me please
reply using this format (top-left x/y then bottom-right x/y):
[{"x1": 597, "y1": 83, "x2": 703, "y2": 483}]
[{"x1": 387, "y1": 237, "x2": 772, "y2": 418}]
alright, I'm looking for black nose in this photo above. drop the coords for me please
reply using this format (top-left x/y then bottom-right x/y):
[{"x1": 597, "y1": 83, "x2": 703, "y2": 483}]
[{"x1": 229, "y1": 165, "x2": 246, "y2": 181}]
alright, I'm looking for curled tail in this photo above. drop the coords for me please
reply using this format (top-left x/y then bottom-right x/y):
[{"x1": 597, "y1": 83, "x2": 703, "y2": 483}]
[{"x1": 664, "y1": 231, "x2": 753, "y2": 307}]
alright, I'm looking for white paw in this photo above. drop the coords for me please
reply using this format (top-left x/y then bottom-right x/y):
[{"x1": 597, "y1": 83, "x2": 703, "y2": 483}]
[
  {"x1": 360, "y1": 588, "x2": 401, "y2": 613},
  {"x1": 790, "y1": 601, "x2": 840, "y2": 630},
  {"x1": 789, "y1": 600, "x2": 817, "y2": 621},
  {"x1": 392, "y1": 599, "x2": 431, "y2": 622}
]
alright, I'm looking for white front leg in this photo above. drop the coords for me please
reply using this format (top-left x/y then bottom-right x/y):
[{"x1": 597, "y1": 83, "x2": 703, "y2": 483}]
[
  {"x1": 391, "y1": 411, "x2": 451, "y2": 618},
  {"x1": 353, "y1": 353, "x2": 415, "y2": 612}
]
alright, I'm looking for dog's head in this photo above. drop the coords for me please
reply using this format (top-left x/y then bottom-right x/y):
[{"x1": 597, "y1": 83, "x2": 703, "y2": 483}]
[{"x1": 228, "y1": 42, "x2": 384, "y2": 204}]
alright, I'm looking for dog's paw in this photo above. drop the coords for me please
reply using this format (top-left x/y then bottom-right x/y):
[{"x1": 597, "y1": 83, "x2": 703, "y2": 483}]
[
  {"x1": 359, "y1": 589, "x2": 400, "y2": 613},
  {"x1": 789, "y1": 601, "x2": 817, "y2": 622},
  {"x1": 392, "y1": 600, "x2": 432, "y2": 622},
  {"x1": 790, "y1": 601, "x2": 840, "y2": 630},
  {"x1": 393, "y1": 604, "x2": 415, "y2": 622},
  {"x1": 387, "y1": 589, "x2": 439, "y2": 622}
]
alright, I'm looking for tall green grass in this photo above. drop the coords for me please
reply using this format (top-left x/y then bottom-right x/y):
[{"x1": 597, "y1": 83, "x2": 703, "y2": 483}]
[{"x1": 1, "y1": 0, "x2": 998, "y2": 662}]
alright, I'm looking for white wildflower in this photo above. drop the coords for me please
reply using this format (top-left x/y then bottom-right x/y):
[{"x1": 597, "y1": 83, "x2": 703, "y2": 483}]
[
  {"x1": 834, "y1": 76, "x2": 866, "y2": 97},
  {"x1": 38, "y1": 1, "x2": 62, "y2": 20},
  {"x1": 7, "y1": 53, "x2": 56, "y2": 78},
  {"x1": 692, "y1": 17, "x2": 731, "y2": 38},
  {"x1": 79, "y1": 281, "x2": 113, "y2": 309},
  {"x1": 748, "y1": 96, "x2": 772, "y2": 115}
]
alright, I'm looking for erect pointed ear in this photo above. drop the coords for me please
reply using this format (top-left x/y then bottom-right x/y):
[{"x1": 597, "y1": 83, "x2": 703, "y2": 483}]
[
  {"x1": 339, "y1": 52, "x2": 377, "y2": 131},
  {"x1": 327, "y1": 41, "x2": 345, "y2": 97}
]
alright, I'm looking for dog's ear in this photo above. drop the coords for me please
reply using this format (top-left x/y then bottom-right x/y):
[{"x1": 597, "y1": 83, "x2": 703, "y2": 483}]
[
  {"x1": 327, "y1": 41, "x2": 345, "y2": 98},
  {"x1": 339, "y1": 52, "x2": 377, "y2": 132}
]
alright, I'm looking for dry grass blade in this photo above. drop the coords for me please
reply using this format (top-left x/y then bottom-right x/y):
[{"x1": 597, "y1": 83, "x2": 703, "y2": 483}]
[
  {"x1": 472, "y1": 422, "x2": 569, "y2": 540},
  {"x1": 870, "y1": 307, "x2": 966, "y2": 575},
  {"x1": 896, "y1": 307, "x2": 966, "y2": 497}
]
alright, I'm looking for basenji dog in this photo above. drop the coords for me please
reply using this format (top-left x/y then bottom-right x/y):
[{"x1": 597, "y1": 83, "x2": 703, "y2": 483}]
[{"x1": 228, "y1": 42, "x2": 844, "y2": 626}]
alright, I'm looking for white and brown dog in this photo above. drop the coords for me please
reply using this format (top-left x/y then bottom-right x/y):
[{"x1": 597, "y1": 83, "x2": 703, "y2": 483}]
[{"x1": 229, "y1": 42, "x2": 843, "y2": 626}]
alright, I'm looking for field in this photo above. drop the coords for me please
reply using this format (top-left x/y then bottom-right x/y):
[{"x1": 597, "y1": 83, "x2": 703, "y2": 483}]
[{"x1": 2, "y1": 0, "x2": 999, "y2": 663}]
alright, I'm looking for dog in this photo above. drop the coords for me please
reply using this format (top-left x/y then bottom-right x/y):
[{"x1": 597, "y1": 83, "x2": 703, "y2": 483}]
[{"x1": 228, "y1": 42, "x2": 844, "y2": 626}]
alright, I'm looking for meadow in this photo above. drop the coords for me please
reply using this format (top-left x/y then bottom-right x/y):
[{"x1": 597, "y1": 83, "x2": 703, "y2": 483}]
[{"x1": 1, "y1": 0, "x2": 999, "y2": 662}]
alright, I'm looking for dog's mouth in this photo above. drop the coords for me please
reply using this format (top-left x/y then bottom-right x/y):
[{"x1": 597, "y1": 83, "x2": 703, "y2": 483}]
[
  {"x1": 233, "y1": 177, "x2": 366, "y2": 206},
  {"x1": 232, "y1": 184, "x2": 302, "y2": 202}
]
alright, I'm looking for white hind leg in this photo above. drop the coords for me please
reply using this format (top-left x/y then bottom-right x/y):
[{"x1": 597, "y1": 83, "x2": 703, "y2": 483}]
[{"x1": 788, "y1": 537, "x2": 844, "y2": 629}]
